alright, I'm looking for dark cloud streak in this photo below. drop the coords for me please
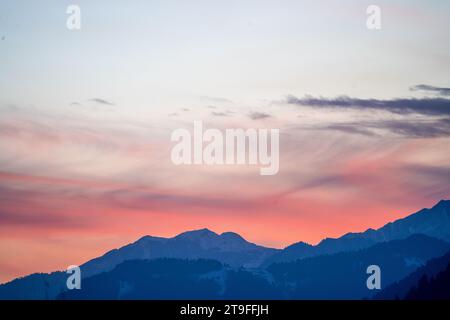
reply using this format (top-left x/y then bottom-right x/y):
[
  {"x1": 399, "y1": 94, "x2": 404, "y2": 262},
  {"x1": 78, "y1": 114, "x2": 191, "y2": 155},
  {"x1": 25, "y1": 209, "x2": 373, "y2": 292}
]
[
  {"x1": 410, "y1": 84, "x2": 450, "y2": 97},
  {"x1": 248, "y1": 112, "x2": 272, "y2": 120},
  {"x1": 89, "y1": 98, "x2": 115, "y2": 106},
  {"x1": 286, "y1": 95, "x2": 450, "y2": 116}
]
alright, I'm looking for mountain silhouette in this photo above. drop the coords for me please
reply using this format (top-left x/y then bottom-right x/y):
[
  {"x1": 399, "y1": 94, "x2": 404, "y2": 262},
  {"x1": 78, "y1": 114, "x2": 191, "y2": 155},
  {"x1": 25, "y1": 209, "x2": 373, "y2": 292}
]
[
  {"x1": 374, "y1": 250, "x2": 450, "y2": 300},
  {"x1": 59, "y1": 259, "x2": 225, "y2": 300},
  {"x1": 0, "y1": 200, "x2": 449, "y2": 299},
  {"x1": 0, "y1": 228, "x2": 277, "y2": 299},
  {"x1": 58, "y1": 258, "x2": 284, "y2": 300},
  {"x1": 267, "y1": 234, "x2": 450, "y2": 299},
  {"x1": 58, "y1": 234, "x2": 450, "y2": 299},
  {"x1": 403, "y1": 263, "x2": 450, "y2": 300},
  {"x1": 263, "y1": 200, "x2": 450, "y2": 266},
  {"x1": 82, "y1": 228, "x2": 278, "y2": 278}
]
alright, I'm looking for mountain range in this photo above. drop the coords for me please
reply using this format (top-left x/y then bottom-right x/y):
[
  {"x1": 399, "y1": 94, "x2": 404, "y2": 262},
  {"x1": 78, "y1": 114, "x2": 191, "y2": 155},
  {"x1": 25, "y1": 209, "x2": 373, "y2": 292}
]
[
  {"x1": 0, "y1": 199, "x2": 449, "y2": 299},
  {"x1": 268, "y1": 234, "x2": 450, "y2": 299},
  {"x1": 263, "y1": 199, "x2": 450, "y2": 266},
  {"x1": 0, "y1": 228, "x2": 278, "y2": 299},
  {"x1": 57, "y1": 233, "x2": 450, "y2": 300},
  {"x1": 81, "y1": 228, "x2": 278, "y2": 278}
]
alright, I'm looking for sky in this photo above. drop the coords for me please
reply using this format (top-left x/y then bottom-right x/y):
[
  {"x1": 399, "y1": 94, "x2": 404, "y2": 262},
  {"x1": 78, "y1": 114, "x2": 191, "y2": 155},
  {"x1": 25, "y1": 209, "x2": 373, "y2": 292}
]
[{"x1": 0, "y1": 0, "x2": 449, "y2": 283}]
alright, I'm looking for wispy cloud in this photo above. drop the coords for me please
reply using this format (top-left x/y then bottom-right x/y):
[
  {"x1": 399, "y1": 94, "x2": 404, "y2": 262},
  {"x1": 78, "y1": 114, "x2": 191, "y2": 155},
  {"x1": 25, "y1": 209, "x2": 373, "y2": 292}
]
[
  {"x1": 89, "y1": 98, "x2": 115, "y2": 106},
  {"x1": 410, "y1": 84, "x2": 450, "y2": 97},
  {"x1": 248, "y1": 111, "x2": 272, "y2": 120},
  {"x1": 314, "y1": 118, "x2": 450, "y2": 138},
  {"x1": 376, "y1": 119, "x2": 450, "y2": 138},
  {"x1": 199, "y1": 96, "x2": 233, "y2": 105},
  {"x1": 286, "y1": 95, "x2": 450, "y2": 116},
  {"x1": 211, "y1": 111, "x2": 231, "y2": 117},
  {"x1": 321, "y1": 124, "x2": 377, "y2": 137}
]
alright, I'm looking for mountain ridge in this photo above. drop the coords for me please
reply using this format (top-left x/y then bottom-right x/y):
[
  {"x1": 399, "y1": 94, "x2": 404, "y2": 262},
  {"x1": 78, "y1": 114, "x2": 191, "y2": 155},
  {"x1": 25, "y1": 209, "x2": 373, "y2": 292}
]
[
  {"x1": 262, "y1": 199, "x2": 450, "y2": 265},
  {"x1": 80, "y1": 227, "x2": 279, "y2": 279},
  {"x1": 267, "y1": 234, "x2": 450, "y2": 299},
  {"x1": 57, "y1": 234, "x2": 450, "y2": 300},
  {"x1": 0, "y1": 199, "x2": 449, "y2": 299}
]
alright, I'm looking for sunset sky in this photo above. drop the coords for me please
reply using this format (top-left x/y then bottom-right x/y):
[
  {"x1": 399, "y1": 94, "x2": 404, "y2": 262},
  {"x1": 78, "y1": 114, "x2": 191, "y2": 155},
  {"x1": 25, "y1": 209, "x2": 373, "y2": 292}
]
[{"x1": 0, "y1": 0, "x2": 449, "y2": 283}]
